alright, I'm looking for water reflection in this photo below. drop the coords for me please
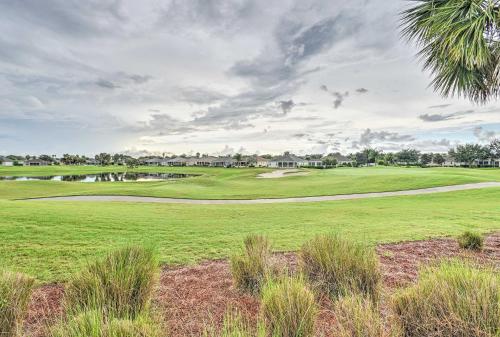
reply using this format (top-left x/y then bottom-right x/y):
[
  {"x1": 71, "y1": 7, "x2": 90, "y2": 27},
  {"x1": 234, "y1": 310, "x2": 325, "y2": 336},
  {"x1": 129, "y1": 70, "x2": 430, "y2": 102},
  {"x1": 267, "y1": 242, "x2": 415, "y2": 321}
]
[{"x1": 0, "y1": 172, "x2": 197, "y2": 182}]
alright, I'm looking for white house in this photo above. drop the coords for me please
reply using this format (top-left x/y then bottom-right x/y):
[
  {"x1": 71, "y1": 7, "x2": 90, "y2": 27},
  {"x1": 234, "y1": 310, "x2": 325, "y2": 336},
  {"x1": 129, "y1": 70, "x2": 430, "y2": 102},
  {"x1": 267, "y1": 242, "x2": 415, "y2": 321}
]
[
  {"x1": 194, "y1": 156, "x2": 216, "y2": 166},
  {"x1": 306, "y1": 159, "x2": 323, "y2": 167},
  {"x1": 0, "y1": 157, "x2": 14, "y2": 166},
  {"x1": 211, "y1": 157, "x2": 236, "y2": 167},
  {"x1": 268, "y1": 154, "x2": 307, "y2": 168},
  {"x1": 255, "y1": 156, "x2": 270, "y2": 167},
  {"x1": 166, "y1": 157, "x2": 188, "y2": 166},
  {"x1": 142, "y1": 158, "x2": 163, "y2": 166}
]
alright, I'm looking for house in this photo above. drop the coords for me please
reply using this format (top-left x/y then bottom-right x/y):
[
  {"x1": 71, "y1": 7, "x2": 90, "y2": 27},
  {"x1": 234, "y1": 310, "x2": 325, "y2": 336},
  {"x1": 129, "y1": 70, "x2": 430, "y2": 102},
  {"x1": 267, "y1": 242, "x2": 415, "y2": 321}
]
[
  {"x1": 254, "y1": 156, "x2": 270, "y2": 167},
  {"x1": 211, "y1": 157, "x2": 236, "y2": 167},
  {"x1": 329, "y1": 153, "x2": 353, "y2": 165},
  {"x1": 194, "y1": 156, "x2": 216, "y2": 166},
  {"x1": 166, "y1": 157, "x2": 188, "y2": 166},
  {"x1": 235, "y1": 156, "x2": 251, "y2": 167},
  {"x1": 0, "y1": 157, "x2": 14, "y2": 166},
  {"x1": 306, "y1": 159, "x2": 323, "y2": 167},
  {"x1": 475, "y1": 158, "x2": 500, "y2": 167},
  {"x1": 142, "y1": 158, "x2": 163, "y2": 166},
  {"x1": 24, "y1": 159, "x2": 49, "y2": 166},
  {"x1": 268, "y1": 154, "x2": 307, "y2": 168},
  {"x1": 185, "y1": 157, "x2": 199, "y2": 166}
]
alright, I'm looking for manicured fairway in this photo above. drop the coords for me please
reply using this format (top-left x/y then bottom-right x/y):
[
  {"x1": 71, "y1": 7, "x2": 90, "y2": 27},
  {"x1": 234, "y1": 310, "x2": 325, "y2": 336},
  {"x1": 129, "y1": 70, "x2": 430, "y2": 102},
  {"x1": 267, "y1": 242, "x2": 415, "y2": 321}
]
[
  {"x1": 1, "y1": 187, "x2": 500, "y2": 282},
  {"x1": 3, "y1": 165, "x2": 500, "y2": 200}
]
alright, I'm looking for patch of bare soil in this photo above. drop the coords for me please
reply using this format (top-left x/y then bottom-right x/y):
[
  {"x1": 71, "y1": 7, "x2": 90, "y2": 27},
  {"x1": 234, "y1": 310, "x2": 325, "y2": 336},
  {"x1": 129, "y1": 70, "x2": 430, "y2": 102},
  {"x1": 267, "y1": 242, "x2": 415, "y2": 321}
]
[{"x1": 24, "y1": 233, "x2": 500, "y2": 337}]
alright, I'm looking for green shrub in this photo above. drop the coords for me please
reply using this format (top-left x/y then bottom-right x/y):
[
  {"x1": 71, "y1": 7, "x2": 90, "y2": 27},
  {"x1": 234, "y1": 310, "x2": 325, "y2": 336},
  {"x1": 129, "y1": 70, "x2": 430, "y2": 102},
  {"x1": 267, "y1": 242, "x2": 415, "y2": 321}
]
[
  {"x1": 332, "y1": 295, "x2": 386, "y2": 337},
  {"x1": 49, "y1": 310, "x2": 162, "y2": 337},
  {"x1": 260, "y1": 276, "x2": 317, "y2": 337},
  {"x1": 457, "y1": 231, "x2": 484, "y2": 250},
  {"x1": 230, "y1": 235, "x2": 271, "y2": 294},
  {"x1": 0, "y1": 271, "x2": 35, "y2": 337},
  {"x1": 65, "y1": 246, "x2": 158, "y2": 318},
  {"x1": 299, "y1": 235, "x2": 381, "y2": 301},
  {"x1": 392, "y1": 260, "x2": 500, "y2": 337}
]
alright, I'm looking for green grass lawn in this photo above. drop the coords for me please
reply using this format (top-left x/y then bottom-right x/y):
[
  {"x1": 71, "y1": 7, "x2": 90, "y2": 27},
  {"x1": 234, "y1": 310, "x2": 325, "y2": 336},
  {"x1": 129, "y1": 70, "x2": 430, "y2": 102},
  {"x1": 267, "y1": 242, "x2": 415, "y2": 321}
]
[
  {"x1": 1, "y1": 187, "x2": 500, "y2": 282},
  {"x1": 3, "y1": 165, "x2": 500, "y2": 200}
]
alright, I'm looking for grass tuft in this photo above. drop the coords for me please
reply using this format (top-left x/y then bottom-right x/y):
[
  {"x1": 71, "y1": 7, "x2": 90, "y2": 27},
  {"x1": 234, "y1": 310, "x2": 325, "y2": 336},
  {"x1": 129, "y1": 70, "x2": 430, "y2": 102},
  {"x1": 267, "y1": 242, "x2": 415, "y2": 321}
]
[
  {"x1": 230, "y1": 235, "x2": 271, "y2": 294},
  {"x1": 64, "y1": 246, "x2": 158, "y2": 319},
  {"x1": 0, "y1": 271, "x2": 35, "y2": 337},
  {"x1": 299, "y1": 234, "x2": 381, "y2": 301},
  {"x1": 392, "y1": 260, "x2": 500, "y2": 337},
  {"x1": 203, "y1": 309, "x2": 266, "y2": 337},
  {"x1": 332, "y1": 294, "x2": 387, "y2": 337},
  {"x1": 49, "y1": 309, "x2": 162, "y2": 337},
  {"x1": 260, "y1": 276, "x2": 317, "y2": 337},
  {"x1": 457, "y1": 231, "x2": 484, "y2": 250}
]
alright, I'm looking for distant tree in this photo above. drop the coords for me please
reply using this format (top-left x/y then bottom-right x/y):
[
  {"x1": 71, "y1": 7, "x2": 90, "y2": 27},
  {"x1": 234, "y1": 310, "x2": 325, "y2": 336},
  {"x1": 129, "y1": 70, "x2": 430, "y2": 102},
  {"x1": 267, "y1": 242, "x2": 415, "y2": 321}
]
[
  {"x1": 489, "y1": 139, "x2": 500, "y2": 158},
  {"x1": 95, "y1": 153, "x2": 112, "y2": 166},
  {"x1": 433, "y1": 153, "x2": 446, "y2": 166},
  {"x1": 322, "y1": 157, "x2": 337, "y2": 167},
  {"x1": 420, "y1": 153, "x2": 433, "y2": 166},
  {"x1": 449, "y1": 144, "x2": 489, "y2": 167},
  {"x1": 384, "y1": 152, "x2": 396, "y2": 165},
  {"x1": 196, "y1": 152, "x2": 200, "y2": 158},
  {"x1": 39, "y1": 154, "x2": 54, "y2": 163},
  {"x1": 396, "y1": 149, "x2": 420, "y2": 166},
  {"x1": 125, "y1": 158, "x2": 139, "y2": 169},
  {"x1": 234, "y1": 153, "x2": 242, "y2": 162},
  {"x1": 113, "y1": 154, "x2": 123, "y2": 165}
]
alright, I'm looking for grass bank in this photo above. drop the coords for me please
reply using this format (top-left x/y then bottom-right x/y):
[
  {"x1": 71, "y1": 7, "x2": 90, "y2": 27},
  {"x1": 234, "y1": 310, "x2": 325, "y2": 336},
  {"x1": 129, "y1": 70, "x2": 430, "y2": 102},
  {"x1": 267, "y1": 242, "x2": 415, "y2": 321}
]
[
  {"x1": 1, "y1": 187, "x2": 500, "y2": 282},
  {"x1": 2, "y1": 166, "x2": 500, "y2": 200}
]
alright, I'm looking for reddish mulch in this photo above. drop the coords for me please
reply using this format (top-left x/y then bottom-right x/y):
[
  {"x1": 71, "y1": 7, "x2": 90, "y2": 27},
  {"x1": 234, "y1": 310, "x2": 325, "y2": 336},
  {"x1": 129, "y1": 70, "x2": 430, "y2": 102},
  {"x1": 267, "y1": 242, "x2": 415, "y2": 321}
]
[{"x1": 24, "y1": 233, "x2": 500, "y2": 337}]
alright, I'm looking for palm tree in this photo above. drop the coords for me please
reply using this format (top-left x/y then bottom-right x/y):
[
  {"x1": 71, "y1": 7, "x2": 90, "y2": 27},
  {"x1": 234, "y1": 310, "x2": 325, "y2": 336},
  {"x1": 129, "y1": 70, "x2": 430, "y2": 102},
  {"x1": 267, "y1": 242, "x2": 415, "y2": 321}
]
[{"x1": 401, "y1": 0, "x2": 500, "y2": 103}]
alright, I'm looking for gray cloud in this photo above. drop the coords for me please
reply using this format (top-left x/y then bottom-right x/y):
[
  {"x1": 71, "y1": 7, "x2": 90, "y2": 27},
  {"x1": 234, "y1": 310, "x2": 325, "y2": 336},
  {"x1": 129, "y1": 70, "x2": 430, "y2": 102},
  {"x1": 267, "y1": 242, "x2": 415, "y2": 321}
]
[
  {"x1": 278, "y1": 100, "x2": 295, "y2": 114},
  {"x1": 356, "y1": 88, "x2": 368, "y2": 94},
  {"x1": 428, "y1": 104, "x2": 452, "y2": 109},
  {"x1": 473, "y1": 126, "x2": 498, "y2": 143},
  {"x1": 96, "y1": 79, "x2": 120, "y2": 89},
  {"x1": 177, "y1": 87, "x2": 227, "y2": 105},
  {"x1": 419, "y1": 110, "x2": 474, "y2": 122},
  {"x1": 352, "y1": 128, "x2": 415, "y2": 148},
  {"x1": 332, "y1": 91, "x2": 349, "y2": 109}
]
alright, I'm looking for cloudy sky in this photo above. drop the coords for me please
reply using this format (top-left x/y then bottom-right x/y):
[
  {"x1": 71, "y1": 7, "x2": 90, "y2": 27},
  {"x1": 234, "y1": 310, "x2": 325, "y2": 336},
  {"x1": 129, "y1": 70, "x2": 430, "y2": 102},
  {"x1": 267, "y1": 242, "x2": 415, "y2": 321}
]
[{"x1": 1, "y1": 0, "x2": 500, "y2": 156}]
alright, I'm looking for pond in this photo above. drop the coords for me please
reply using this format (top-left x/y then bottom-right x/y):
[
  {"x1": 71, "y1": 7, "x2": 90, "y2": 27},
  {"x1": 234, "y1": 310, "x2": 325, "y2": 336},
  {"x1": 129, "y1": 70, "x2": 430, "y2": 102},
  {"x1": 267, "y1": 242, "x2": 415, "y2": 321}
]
[{"x1": 0, "y1": 172, "x2": 198, "y2": 182}]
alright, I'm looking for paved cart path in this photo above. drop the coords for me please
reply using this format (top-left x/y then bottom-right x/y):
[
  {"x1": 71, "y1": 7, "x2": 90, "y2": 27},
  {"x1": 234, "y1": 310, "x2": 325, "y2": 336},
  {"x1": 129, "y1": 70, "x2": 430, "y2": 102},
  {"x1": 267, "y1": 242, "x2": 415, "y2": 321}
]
[{"x1": 24, "y1": 182, "x2": 500, "y2": 204}]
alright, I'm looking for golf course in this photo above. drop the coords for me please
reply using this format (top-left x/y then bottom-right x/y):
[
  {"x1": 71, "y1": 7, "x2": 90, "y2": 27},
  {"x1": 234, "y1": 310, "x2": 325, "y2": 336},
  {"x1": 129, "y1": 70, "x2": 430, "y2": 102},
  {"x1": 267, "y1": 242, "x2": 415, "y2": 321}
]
[{"x1": 2, "y1": 165, "x2": 500, "y2": 282}]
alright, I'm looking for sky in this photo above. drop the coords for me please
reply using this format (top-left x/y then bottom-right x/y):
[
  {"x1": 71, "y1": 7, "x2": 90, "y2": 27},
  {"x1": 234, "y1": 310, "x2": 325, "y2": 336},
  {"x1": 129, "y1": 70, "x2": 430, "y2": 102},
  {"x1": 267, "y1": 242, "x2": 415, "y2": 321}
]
[{"x1": 1, "y1": 0, "x2": 500, "y2": 157}]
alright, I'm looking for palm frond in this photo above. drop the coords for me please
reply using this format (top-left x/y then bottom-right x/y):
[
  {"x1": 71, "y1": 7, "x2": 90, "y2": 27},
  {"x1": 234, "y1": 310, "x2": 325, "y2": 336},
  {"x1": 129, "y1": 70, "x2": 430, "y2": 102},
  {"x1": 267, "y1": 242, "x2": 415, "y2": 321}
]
[{"x1": 401, "y1": 0, "x2": 500, "y2": 103}]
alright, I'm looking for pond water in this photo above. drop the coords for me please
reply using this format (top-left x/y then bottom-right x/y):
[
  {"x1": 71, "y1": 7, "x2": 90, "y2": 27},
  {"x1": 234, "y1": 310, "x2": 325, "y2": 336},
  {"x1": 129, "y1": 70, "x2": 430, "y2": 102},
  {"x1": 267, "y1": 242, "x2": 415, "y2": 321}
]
[{"x1": 0, "y1": 172, "x2": 197, "y2": 182}]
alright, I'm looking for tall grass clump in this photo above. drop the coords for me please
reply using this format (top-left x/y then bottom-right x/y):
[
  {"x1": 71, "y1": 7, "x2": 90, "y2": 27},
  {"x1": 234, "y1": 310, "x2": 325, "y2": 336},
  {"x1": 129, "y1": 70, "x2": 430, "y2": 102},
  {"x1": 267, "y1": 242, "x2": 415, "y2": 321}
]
[
  {"x1": 457, "y1": 231, "x2": 484, "y2": 250},
  {"x1": 64, "y1": 246, "x2": 158, "y2": 319},
  {"x1": 299, "y1": 234, "x2": 381, "y2": 301},
  {"x1": 230, "y1": 235, "x2": 271, "y2": 294},
  {"x1": 332, "y1": 294, "x2": 387, "y2": 337},
  {"x1": 392, "y1": 260, "x2": 500, "y2": 337},
  {"x1": 0, "y1": 271, "x2": 35, "y2": 337},
  {"x1": 260, "y1": 276, "x2": 317, "y2": 337},
  {"x1": 49, "y1": 309, "x2": 162, "y2": 337}
]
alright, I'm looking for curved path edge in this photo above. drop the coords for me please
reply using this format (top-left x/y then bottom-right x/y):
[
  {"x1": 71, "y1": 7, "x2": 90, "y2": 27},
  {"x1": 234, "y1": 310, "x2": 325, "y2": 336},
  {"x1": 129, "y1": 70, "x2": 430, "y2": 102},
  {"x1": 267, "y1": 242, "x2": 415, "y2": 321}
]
[{"x1": 23, "y1": 182, "x2": 500, "y2": 204}]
